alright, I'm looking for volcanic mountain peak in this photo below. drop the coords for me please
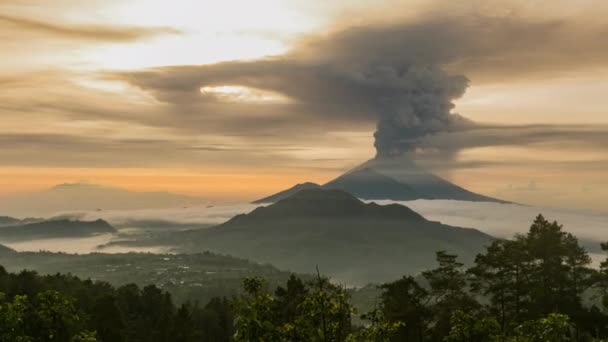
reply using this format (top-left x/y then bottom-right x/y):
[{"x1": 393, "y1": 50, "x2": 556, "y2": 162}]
[
  {"x1": 361, "y1": 157, "x2": 507, "y2": 202},
  {"x1": 323, "y1": 167, "x2": 419, "y2": 201},
  {"x1": 253, "y1": 156, "x2": 507, "y2": 203}
]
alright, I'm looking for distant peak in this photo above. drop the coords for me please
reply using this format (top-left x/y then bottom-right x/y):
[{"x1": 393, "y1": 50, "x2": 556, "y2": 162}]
[
  {"x1": 297, "y1": 182, "x2": 321, "y2": 187},
  {"x1": 50, "y1": 182, "x2": 104, "y2": 190},
  {"x1": 279, "y1": 188, "x2": 361, "y2": 203},
  {"x1": 252, "y1": 182, "x2": 321, "y2": 204}
]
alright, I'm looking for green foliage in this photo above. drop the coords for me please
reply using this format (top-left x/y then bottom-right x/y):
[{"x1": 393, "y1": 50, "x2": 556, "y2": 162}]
[
  {"x1": 599, "y1": 242, "x2": 608, "y2": 311},
  {"x1": 0, "y1": 293, "x2": 30, "y2": 342},
  {"x1": 423, "y1": 251, "x2": 480, "y2": 339},
  {"x1": 234, "y1": 274, "x2": 354, "y2": 342},
  {"x1": 294, "y1": 275, "x2": 352, "y2": 342},
  {"x1": 0, "y1": 290, "x2": 96, "y2": 342},
  {"x1": 233, "y1": 274, "x2": 406, "y2": 342},
  {"x1": 0, "y1": 270, "x2": 233, "y2": 342},
  {"x1": 514, "y1": 313, "x2": 572, "y2": 342},
  {"x1": 233, "y1": 277, "x2": 280, "y2": 341},
  {"x1": 33, "y1": 290, "x2": 84, "y2": 341},
  {"x1": 71, "y1": 331, "x2": 98, "y2": 342},
  {"x1": 346, "y1": 309, "x2": 403, "y2": 342},
  {"x1": 469, "y1": 214, "x2": 601, "y2": 339},
  {"x1": 379, "y1": 275, "x2": 429, "y2": 341},
  {"x1": 444, "y1": 310, "x2": 501, "y2": 342}
]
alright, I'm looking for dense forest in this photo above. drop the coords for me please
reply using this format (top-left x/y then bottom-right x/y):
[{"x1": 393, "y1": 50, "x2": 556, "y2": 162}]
[{"x1": 1, "y1": 215, "x2": 608, "y2": 341}]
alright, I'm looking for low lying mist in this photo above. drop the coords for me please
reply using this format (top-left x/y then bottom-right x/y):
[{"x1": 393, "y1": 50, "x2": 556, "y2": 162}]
[{"x1": 3, "y1": 200, "x2": 606, "y2": 259}]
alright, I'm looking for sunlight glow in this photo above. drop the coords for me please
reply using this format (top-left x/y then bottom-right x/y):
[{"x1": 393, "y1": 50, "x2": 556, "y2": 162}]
[
  {"x1": 79, "y1": 0, "x2": 326, "y2": 70},
  {"x1": 200, "y1": 85, "x2": 290, "y2": 103}
]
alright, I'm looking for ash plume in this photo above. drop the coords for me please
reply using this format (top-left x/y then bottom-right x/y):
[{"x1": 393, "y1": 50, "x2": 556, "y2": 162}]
[
  {"x1": 367, "y1": 65, "x2": 471, "y2": 158},
  {"x1": 116, "y1": 12, "x2": 608, "y2": 159}
]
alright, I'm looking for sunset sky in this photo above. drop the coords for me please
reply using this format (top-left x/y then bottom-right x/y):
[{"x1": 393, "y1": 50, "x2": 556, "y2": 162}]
[{"x1": 1, "y1": 0, "x2": 607, "y2": 209}]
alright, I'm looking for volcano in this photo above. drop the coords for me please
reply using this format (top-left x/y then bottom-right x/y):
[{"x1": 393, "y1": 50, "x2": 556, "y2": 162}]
[{"x1": 254, "y1": 156, "x2": 506, "y2": 203}]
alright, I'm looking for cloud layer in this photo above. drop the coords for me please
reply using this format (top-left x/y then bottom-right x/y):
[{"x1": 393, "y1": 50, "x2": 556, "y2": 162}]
[{"x1": 0, "y1": 13, "x2": 179, "y2": 42}]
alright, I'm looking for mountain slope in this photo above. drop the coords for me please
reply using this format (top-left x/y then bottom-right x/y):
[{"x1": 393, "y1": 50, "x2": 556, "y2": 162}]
[
  {"x1": 360, "y1": 157, "x2": 506, "y2": 202},
  {"x1": 323, "y1": 167, "x2": 419, "y2": 201},
  {"x1": 0, "y1": 243, "x2": 15, "y2": 254},
  {"x1": 0, "y1": 219, "x2": 117, "y2": 241},
  {"x1": 253, "y1": 157, "x2": 506, "y2": 203},
  {"x1": 253, "y1": 182, "x2": 321, "y2": 204},
  {"x1": 174, "y1": 189, "x2": 494, "y2": 285},
  {"x1": 0, "y1": 216, "x2": 21, "y2": 226}
]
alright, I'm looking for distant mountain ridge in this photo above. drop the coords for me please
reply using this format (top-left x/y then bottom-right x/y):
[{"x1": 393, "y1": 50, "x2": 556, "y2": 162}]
[
  {"x1": 0, "y1": 216, "x2": 43, "y2": 227},
  {"x1": 165, "y1": 188, "x2": 494, "y2": 285},
  {"x1": 0, "y1": 219, "x2": 117, "y2": 241},
  {"x1": 0, "y1": 183, "x2": 207, "y2": 217},
  {"x1": 253, "y1": 157, "x2": 506, "y2": 203}
]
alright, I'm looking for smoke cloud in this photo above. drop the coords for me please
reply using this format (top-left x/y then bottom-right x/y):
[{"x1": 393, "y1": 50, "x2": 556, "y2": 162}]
[
  {"x1": 370, "y1": 65, "x2": 470, "y2": 157},
  {"x1": 119, "y1": 54, "x2": 473, "y2": 158},
  {"x1": 115, "y1": 10, "x2": 608, "y2": 159}
]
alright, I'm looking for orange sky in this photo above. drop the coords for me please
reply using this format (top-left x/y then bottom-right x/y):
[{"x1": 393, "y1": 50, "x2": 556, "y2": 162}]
[{"x1": 1, "y1": 0, "x2": 607, "y2": 209}]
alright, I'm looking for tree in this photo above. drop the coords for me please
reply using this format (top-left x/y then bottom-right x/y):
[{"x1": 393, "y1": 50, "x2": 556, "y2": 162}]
[
  {"x1": 346, "y1": 308, "x2": 402, "y2": 342},
  {"x1": 0, "y1": 293, "x2": 30, "y2": 342},
  {"x1": 274, "y1": 274, "x2": 309, "y2": 341},
  {"x1": 599, "y1": 242, "x2": 608, "y2": 310},
  {"x1": 293, "y1": 274, "x2": 352, "y2": 342},
  {"x1": 525, "y1": 215, "x2": 593, "y2": 317},
  {"x1": 379, "y1": 276, "x2": 429, "y2": 341},
  {"x1": 233, "y1": 276, "x2": 280, "y2": 341},
  {"x1": 32, "y1": 290, "x2": 87, "y2": 342},
  {"x1": 0, "y1": 290, "x2": 97, "y2": 342},
  {"x1": 470, "y1": 215, "x2": 598, "y2": 339},
  {"x1": 91, "y1": 294, "x2": 124, "y2": 342},
  {"x1": 233, "y1": 274, "x2": 354, "y2": 342},
  {"x1": 422, "y1": 251, "x2": 479, "y2": 340},
  {"x1": 468, "y1": 238, "x2": 532, "y2": 332}
]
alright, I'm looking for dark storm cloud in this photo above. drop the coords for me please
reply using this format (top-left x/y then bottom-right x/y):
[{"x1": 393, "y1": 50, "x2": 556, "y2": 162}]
[
  {"x1": 0, "y1": 13, "x2": 180, "y2": 42},
  {"x1": 115, "y1": 11, "x2": 608, "y2": 157}
]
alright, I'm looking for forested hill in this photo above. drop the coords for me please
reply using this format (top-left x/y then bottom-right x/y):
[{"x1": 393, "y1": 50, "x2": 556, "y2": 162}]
[
  {"x1": 0, "y1": 265, "x2": 236, "y2": 341},
  {"x1": 167, "y1": 189, "x2": 494, "y2": 284}
]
